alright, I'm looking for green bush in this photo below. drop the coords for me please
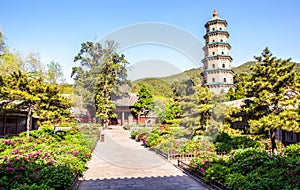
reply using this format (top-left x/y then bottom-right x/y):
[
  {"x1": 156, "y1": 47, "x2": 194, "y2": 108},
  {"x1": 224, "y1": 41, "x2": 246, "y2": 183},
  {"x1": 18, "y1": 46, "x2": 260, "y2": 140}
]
[
  {"x1": 283, "y1": 143, "x2": 300, "y2": 158},
  {"x1": 229, "y1": 148, "x2": 269, "y2": 175},
  {"x1": 14, "y1": 184, "x2": 54, "y2": 190},
  {"x1": 123, "y1": 125, "x2": 131, "y2": 130},
  {"x1": 0, "y1": 123, "x2": 95, "y2": 189},
  {"x1": 214, "y1": 133, "x2": 260, "y2": 153},
  {"x1": 39, "y1": 166, "x2": 73, "y2": 190},
  {"x1": 204, "y1": 164, "x2": 230, "y2": 183},
  {"x1": 225, "y1": 173, "x2": 247, "y2": 190},
  {"x1": 145, "y1": 133, "x2": 162, "y2": 147},
  {"x1": 184, "y1": 138, "x2": 216, "y2": 155},
  {"x1": 130, "y1": 130, "x2": 139, "y2": 139}
]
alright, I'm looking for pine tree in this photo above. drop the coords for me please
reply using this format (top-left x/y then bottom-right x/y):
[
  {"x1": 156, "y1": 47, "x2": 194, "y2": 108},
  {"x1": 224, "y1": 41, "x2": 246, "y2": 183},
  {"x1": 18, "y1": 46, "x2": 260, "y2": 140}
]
[
  {"x1": 226, "y1": 87, "x2": 235, "y2": 101},
  {"x1": 245, "y1": 48, "x2": 300, "y2": 153},
  {"x1": 132, "y1": 85, "x2": 155, "y2": 117},
  {"x1": 235, "y1": 83, "x2": 246, "y2": 100},
  {"x1": 0, "y1": 71, "x2": 71, "y2": 137}
]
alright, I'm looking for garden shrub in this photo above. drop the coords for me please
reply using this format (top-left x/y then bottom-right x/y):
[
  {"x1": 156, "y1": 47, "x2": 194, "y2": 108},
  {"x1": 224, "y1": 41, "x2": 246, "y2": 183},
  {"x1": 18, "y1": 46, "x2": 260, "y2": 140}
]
[
  {"x1": 283, "y1": 143, "x2": 300, "y2": 158},
  {"x1": 0, "y1": 123, "x2": 96, "y2": 189},
  {"x1": 40, "y1": 166, "x2": 73, "y2": 190},
  {"x1": 135, "y1": 132, "x2": 149, "y2": 142},
  {"x1": 145, "y1": 133, "x2": 162, "y2": 147},
  {"x1": 184, "y1": 138, "x2": 215, "y2": 154},
  {"x1": 214, "y1": 133, "x2": 260, "y2": 153},
  {"x1": 123, "y1": 124, "x2": 131, "y2": 130},
  {"x1": 204, "y1": 164, "x2": 230, "y2": 183},
  {"x1": 225, "y1": 173, "x2": 247, "y2": 190},
  {"x1": 14, "y1": 184, "x2": 54, "y2": 190},
  {"x1": 228, "y1": 148, "x2": 269, "y2": 175},
  {"x1": 130, "y1": 130, "x2": 139, "y2": 139}
]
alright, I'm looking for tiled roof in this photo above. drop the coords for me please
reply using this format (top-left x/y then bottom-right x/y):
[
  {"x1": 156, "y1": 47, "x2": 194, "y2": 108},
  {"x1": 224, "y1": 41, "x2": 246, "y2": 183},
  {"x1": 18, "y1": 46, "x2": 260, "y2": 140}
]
[
  {"x1": 223, "y1": 98, "x2": 254, "y2": 108},
  {"x1": 114, "y1": 94, "x2": 139, "y2": 106}
]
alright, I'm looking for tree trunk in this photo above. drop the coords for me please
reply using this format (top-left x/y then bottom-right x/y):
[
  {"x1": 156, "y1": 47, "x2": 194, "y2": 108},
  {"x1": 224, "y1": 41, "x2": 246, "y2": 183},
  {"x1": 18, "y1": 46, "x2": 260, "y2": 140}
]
[
  {"x1": 26, "y1": 105, "x2": 32, "y2": 138},
  {"x1": 270, "y1": 129, "x2": 277, "y2": 154}
]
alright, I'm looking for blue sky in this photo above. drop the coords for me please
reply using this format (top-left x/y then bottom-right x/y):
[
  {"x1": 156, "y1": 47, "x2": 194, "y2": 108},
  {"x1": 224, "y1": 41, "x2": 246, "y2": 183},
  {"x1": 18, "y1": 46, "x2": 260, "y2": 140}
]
[{"x1": 1, "y1": 0, "x2": 300, "y2": 83}]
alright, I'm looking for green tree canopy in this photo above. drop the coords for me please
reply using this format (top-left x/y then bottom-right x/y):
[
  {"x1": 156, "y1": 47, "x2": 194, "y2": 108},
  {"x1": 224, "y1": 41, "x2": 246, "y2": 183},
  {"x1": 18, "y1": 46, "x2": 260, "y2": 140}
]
[
  {"x1": 46, "y1": 61, "x2": 66, "y2": 84},
  {"x1": 244, "y1": 48, "x2": 300, "y2": 153},
  {"x1": 72, "y1": 40, "x2": 128, "y2": 125},
  {"x1": 132, "y1": 85, "x2": 155, "y2": 117},
  {"x1": 0, "y1": 28, "x2": 5, "y2": 56},
  {"x1": 0, "y1": 71, "x2": 71, "y2": 137},
  {"x1": 226, "y1": 83, "x2": 246, "y2": 101}
]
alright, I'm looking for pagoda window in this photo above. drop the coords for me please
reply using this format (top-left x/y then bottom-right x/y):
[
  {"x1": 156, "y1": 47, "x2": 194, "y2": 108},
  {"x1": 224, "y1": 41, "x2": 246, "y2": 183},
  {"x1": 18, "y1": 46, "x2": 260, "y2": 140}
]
[
  {"x1": 212, "y1": 28, "x2": 215, "y2": 30},
  {"x1": 222, "y1": 64, "x2": 225, "y2": 68},
  {"x1": 212, "y1": 64, "x2": 215, "y2": 68},
  {"x1": 212, "y1": 39, "x2": 215, "y2": 42},
  {"x1": 220, "y1": 27, "x2": 222, "y2": 30},
  {"x1": 212, "y1": 78, "x2": 215, "y2": 83},
  {"x1": 221, "y1": 51, "x2": 224, "y2": 55},
  {"x1": 220, "y1": 39, "x2": 223, "y2": 42},
  {"x1": 212, "y1": 52, "x2": 215, "y2": 55},
  {"x1": 224, "y1": 78, "x2": 227, "y2": 82}
]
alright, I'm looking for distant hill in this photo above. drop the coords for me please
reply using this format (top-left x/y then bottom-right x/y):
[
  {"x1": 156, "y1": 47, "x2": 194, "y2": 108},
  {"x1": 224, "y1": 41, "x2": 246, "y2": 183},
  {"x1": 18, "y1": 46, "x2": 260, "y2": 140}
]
[
  {"x1": 131, "y1": 78, "x2": 174, "y2": 98},
  {"x1": 232, "y1": 61, "x2": 256, "y2": 73},
  {"x1": 131, "y1": 61, "x2": 300, "y2": 97},
  {"x1": 131, "y1": 68, "x2": 202, "y2": 98}
]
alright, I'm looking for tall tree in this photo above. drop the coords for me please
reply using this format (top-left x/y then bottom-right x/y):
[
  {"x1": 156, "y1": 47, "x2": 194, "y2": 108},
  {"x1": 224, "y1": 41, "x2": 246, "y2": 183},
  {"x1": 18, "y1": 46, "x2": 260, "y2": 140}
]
[
  {"x1": 72, "y1": 40, "x2": 128, "y2": 125},
  {"x1": 195, "y1": 86, "x2": 213, "y2": 135},
  {"x1": 0, "y1": 71, "x2": 71, "y2": 137},
  {"x1": 94, "y1": 53, "x2": 127, "y2": 126},
  {"x1": 23, "y1": 52, "x2": 45, "y2": 78},
  {"x1": 0, "y1": 50, "x2": 23, "y2": 75},
  {"x1": 161, "y1": 101, "x2": 181, "y2": 124},
  {"x1": 244, "y1": 48, "x2": 300, "y2": 153},
  {"x1": 132, "y1": 85, "x2": 155, "y2": 117},
  {"x1": 0, "y1": 28, "x2": 5, "y2": 56},
  {"x1": 226, "y1": 83, "x2": 246, "y2": 101},
  {"x1": 235, "y1": 83, "x2": 246, "y2": 100},
  {"x1": 46, "y1": 61, "x2": 66, "y2": 84},
  {"x1": 226, "y1": 87, "x2": 235, "y2": 101}
]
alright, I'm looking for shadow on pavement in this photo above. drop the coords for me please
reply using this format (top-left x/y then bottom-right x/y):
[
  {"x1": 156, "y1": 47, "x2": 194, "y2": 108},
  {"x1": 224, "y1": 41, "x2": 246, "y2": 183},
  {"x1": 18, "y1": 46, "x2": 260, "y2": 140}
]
[{"x1": 76, "y1": 175, "x2": 208, "y2": 190}]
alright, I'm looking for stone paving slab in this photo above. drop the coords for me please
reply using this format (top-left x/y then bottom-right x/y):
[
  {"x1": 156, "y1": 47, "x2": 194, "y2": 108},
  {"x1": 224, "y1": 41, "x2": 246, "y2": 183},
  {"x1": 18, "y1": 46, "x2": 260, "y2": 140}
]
[{"x1": 78, "y1": 126, "x2": 208, "y2": 190}]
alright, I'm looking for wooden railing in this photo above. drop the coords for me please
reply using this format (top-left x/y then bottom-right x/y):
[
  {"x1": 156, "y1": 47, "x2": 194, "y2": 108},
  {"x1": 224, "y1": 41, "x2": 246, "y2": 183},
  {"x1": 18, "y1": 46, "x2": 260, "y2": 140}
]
[
  {"x1": 151, "y1": 148, "x2": 199, "y2": 161},
  {"x1": 151, "y1": 148, "x2": 228, "y2": 190}
]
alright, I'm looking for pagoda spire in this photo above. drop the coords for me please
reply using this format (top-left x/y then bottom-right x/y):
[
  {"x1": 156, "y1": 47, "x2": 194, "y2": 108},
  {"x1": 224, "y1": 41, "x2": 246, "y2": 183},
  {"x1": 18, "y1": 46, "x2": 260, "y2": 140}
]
[{"x1": 213, "y1": 9, "x2": 218, "y2": 18}]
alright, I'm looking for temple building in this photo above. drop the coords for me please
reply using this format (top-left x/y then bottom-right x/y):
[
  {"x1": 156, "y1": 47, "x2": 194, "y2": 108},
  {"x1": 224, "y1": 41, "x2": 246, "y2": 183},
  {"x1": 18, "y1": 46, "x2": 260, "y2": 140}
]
[{"x1": 202, "y1": 9, "x2": 234, "y2": 94}]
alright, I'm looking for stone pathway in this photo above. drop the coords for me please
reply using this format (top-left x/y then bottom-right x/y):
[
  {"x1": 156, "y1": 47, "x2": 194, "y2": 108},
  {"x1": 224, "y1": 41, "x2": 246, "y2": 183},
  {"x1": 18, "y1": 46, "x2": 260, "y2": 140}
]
[{"x1": 77, "y1": 126, "x2": 208, "y2": 190}]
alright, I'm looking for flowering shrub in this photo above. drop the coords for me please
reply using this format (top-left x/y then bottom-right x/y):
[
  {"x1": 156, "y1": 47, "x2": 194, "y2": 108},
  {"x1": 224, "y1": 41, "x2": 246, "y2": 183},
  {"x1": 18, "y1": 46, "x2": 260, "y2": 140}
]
[
  {"x1": 214, "y1": 133, "x2": 260, "y2": 153},
  {"x1": 282, "y1": 143, "x2": 300, "y2": 158},
  {"x1": 184, "y1": 138, "x2": 216, "y2": 154},
  {"x1": 259, "y1": 138, "x2": 285, "y2": 152},
  {"x1": 190, "y1": 146, "x2": 300, "y2": 189},
  {"x1": 0, "y1": 123, "x2": 98, "y2": 189},
  {"x1": 204, "y1": 164, "x2": 230, "y2": 183}
]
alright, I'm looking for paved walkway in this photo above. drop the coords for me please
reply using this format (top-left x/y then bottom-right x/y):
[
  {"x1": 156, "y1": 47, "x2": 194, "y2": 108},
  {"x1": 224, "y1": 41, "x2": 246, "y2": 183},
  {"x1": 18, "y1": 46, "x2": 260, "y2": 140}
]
[{"x1": 77, "y1": 126, "x2": 208, "y2": 190}]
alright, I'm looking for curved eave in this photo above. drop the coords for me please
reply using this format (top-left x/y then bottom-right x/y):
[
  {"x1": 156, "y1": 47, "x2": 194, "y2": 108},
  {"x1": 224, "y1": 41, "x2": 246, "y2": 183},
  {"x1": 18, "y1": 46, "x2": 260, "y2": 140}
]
[
  {"x1": 206, "y1": 42, "x2": 231, "y2": 49},
  {"x1": 204, "y1": 30, "x2": 229, "y2": 39},
  {"x1": 206, "y1": 82, "x2": 233, "y2": 85},
  {"x1": 203, "y1": 69, "x2": 234, "y2": 74},
  {"x1": 205, "y1": 19, "x2": 228, "y2": 27},
  {"x1": 202, "y1": 55, "x2": 233, "y2": 62},
  {"x1": 205, "y1": 68, "x2": 233, "y2": 71}
]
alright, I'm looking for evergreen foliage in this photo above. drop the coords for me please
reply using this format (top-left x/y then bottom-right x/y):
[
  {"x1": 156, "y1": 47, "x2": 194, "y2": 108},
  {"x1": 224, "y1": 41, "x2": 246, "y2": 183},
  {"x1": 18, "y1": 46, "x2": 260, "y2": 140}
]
[
  {"x1": 243, "y1": 48, "x2": 300, "y2": 152},
  {"x1": 132, "y1": 85, "x2": 155, "y2": 117},
  {"x1": 0, "y1": 71, "x2": 71, "y2": 137},
  {"x1": 72, "y1": 40, "x2": 128, "y2": 125}
]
